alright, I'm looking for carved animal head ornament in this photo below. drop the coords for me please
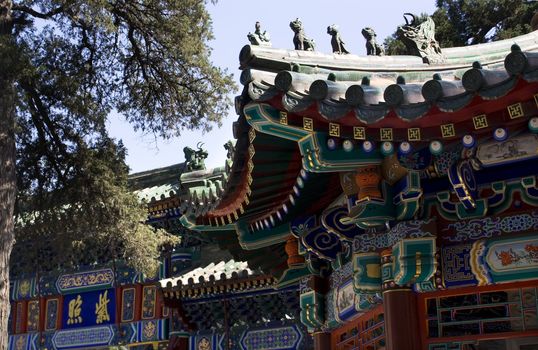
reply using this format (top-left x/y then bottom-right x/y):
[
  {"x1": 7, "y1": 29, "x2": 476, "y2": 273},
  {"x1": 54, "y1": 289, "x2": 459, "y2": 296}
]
[
  {"x1": 289, "y1": 18, "x2": 304, "y2": 33},
  {"x1": 183, "y1": 142, "x2": 208, "y2": 171},
  {"x1": 403, "y1": 13, "x2": 416, "y2": 25},
  {"x1": 290, "y1": 18, "x2": 315, "y2": 51},
  {"x1": 327, "y1": 24, "x2": 339, "y2": 35},
  {"x1": 397, "y1": 13, "x2": 444, "y2": 64},
  {"x1": 361, "y1": 27, "x2": 376, "y2": 40},
  {"x1": 327, "y1": 24, "x2": 349, "y2": 54},
  {"x1": 361, "y1": 27, "x2": 384, "y2": 56},
  {"x1": 247, "y1": 21, "x2": 271, "y2": 46}
]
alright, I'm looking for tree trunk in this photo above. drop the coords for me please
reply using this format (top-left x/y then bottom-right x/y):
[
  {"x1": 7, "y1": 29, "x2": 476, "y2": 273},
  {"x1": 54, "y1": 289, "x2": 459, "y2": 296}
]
[{"x1": 0, "y1": 1, "x2": 16, "y2": 349}]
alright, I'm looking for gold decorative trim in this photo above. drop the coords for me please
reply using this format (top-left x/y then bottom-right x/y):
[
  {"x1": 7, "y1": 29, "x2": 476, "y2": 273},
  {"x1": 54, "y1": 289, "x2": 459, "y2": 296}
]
[
  {"x1": 353, "y1": 126, "x2": 366, "y2": 140},
  {"x1": 380, "y1": 128, "x2": 393, "y2": 141},
  {"x1": 441, "y1": 123, "x2": 456, "y2": 138},
  {"x1": 472, "y1": 114, "x2": 488, "y2": 129},
  {"x1": 303, "y1": 117, "x2": 314, "y2": 131},
  {"x1": 329, "y1": 123, "x2": 340, "y2": 137},
  {"x1": 408, "y1": 128, "x2": 421, "y2": 141},
  {"x1": 279, "y1": 111, "x2": 288, "y2": 125},
  {"x1": 508, "y1": 103, "x2": 524, "y2": 119},
  {"x1": 248, "y1": 128, "x2": 256, "y2": 143}
]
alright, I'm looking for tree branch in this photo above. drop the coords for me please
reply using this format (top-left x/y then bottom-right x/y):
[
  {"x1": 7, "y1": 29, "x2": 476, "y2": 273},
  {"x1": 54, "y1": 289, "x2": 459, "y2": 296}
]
[{"x1": 12, "y1": 5, "x2": 64, "y2": 19}]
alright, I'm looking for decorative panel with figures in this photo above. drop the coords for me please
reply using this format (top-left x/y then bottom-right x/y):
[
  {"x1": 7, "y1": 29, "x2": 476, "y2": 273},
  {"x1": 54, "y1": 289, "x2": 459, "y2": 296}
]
[
  {"x1": 26, "y1": 300, "x2": 40, "y2": 332},
  {"x1": 141, "y1": 285, "x2": 157, "y2": 319},
  {"x1": 121, "y1": 287, "x2": 136, "y2": 322},
  {"x1": 14, "y1": 302, "x2": 24, "y2": 334},
  {"x1": 45, "y1": 298, "x2": 59, "y2": 331},
  {"x1": 442, "y1": 233, "x2": 538, "y2": 288}
]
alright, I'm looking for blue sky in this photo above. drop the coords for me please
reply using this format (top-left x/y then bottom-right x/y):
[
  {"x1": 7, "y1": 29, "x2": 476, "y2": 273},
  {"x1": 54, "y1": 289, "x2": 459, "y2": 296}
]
[{"x1": 107, "y1": 0, "x2": 437, "y2": 173}]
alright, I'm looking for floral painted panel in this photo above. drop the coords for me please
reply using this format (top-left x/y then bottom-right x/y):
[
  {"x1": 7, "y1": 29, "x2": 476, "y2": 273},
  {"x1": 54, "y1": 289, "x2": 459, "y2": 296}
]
[{"x1": 471, "y1": 235, "x2": 538, "y2": 285}]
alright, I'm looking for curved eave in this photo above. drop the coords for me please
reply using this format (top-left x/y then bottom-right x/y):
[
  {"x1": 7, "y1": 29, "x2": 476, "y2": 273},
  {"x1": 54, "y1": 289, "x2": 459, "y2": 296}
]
[
  {"x1": 241, "y1": 51, "x2": 538, "y2": 145},
  {"x1": 240, "y1": 38, "x2": 538, "y2": 142},
  {"x1": 197, "y1": 129, "x2": 305, "y2": 228},
  {"x1": 246, "y1": 80, "x2": 537, "y2": 142}
]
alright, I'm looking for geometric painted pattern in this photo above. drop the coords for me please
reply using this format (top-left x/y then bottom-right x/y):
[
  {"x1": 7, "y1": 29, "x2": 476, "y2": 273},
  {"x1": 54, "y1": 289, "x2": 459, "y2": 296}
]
[
  {"x1": 444, "y1": 212, "x2": 538, "y2": 243},
  {"x1": 329, "y1": 123, "x2": 340, "y2": 137},
  {"x1": 8, "y1": 333, "x2": 38, "y2": 350},
  {"x1": 440, "y1": 123, "x2": 455, "y2": 138},
  {"x1": 56, "y1": 269, "x2": 114, "y2": 294},
  {"x1": 380, "y1": 128, "x2": 393, "y2": 141},
  {"x1": 56, "y1": 269, "x2": 114, "y2": 293},
  {"x1": 408, "y1": 128, "x2": 421, "y2": 141},
  {"x1": 240, "y1": 325, "x2": 303, "y2": 350},
  {"x1": 472, "y1": 114, "x2": 488, "y2": 129},
  {"x1": 303, "y1": 118, "x2": 313, "y2": 132},
  {"x1": 353, "y1": 219, "x2": 435, "y2": 253},
  {"x1": 52, "y1": 326, "x2": 114, "y2": 349},
  {"x1": 441, "y1": 244, "x2": 477, "y2": 287},
  {"x1": 508, "y1": 102, "x2": 524, "y2": 119}
]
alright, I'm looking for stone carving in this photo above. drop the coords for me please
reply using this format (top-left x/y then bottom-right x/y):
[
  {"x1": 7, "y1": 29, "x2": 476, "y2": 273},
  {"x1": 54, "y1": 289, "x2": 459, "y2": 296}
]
[
  {"x1": 327, "y1": 25, "x2": 349, "y2": 54},
  {"x1": 224, "y1": 140, "x2": 234, "y2": 159},
  {"x1": 247, "y1": 21, "x2": 271, "y2": 47},
  {"x1": 183, "y1": 142, "x2": 208, "y2": 171},
  {"x1": 397, "y1": 13, "x2": 444, "y2": 64},
  {"x1": 290, "y1": 18, "x2": 315, "y2": 51},
  {"x1": 361, "y1": 27, "x2": 384, "y2": 56}
]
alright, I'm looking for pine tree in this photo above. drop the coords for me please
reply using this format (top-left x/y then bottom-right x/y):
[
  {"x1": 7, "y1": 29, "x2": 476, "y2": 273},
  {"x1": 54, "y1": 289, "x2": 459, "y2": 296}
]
[
  {"x1": 384, "y1": 1, "x2": 538, "y2": 54},
  {"x1": 0, "y1": 1, "x2": 236, "y2": 347}
]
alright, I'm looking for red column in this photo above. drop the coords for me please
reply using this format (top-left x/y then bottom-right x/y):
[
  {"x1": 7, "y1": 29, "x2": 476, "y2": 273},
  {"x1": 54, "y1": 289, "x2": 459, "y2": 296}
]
[
  {"x1": 313, "y1": 332, "x2": 331, "y2": 350},
  {"x1": 167, "y1": 334, "x2": 189, "y2": 350},
  {"x1": 383, "y1": 289, "x2": 421, "y2": 350}
]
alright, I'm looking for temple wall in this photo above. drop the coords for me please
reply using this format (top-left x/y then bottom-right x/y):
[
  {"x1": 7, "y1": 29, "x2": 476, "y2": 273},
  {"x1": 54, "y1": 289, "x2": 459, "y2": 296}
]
[{"x1": 8, "y1": 263, "x2": 172, "y2": 350}]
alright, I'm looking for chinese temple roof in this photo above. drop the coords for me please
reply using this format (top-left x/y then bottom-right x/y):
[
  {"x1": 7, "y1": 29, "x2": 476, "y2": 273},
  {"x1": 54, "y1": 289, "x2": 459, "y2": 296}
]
[
  {"x1": 129, "y1": 163, "x2": 186, "y2": 222},
  {"x1": 239, "y1": 32, "x2": 538, "y2": 141},
  {"x1": 160, "y1": 259, "x2": 253, "y2": 288},
  {"x1": 178, "y1": 117, "x2": 341, "y2": 250},
  {"x1": 143, "y1": 25, "x2": 538, "y2": 287},
  {"x1": 130, "y1": 163, "x2": 183, "y2": 203}
]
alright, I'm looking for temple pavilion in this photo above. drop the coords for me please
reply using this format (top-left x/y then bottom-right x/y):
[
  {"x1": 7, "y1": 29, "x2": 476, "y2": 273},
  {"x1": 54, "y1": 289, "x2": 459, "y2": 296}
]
[{"x1": 8, "y1": 11, "x2": 538, "y2": 350}]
